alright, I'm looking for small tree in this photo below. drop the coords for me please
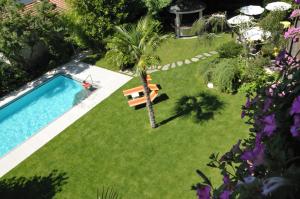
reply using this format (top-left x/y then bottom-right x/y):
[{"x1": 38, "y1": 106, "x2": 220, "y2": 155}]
[{"x1": 106, "y1": 16, "x2": 168, "y2": 128}]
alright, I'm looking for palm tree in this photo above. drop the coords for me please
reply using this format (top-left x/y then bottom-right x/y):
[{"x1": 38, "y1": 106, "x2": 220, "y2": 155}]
[{"x1": 106, "y1": 16, "x2": 168, "y2": 128}]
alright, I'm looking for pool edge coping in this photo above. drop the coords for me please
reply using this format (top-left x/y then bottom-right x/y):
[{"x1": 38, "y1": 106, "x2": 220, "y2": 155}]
[{"x1": 0, "y1": 62, "x2": 132, "y2": 177}]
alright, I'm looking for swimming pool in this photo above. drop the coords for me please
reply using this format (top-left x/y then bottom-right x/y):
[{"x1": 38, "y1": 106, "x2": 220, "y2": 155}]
[{"x1": 0, "y1": 75, "x2": 86, "y2": 158}]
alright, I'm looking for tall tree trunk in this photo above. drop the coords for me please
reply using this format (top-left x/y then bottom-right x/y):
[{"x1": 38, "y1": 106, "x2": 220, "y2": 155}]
[{"x1": 140, "y1": 72, "x2": 156, "y2": 128}]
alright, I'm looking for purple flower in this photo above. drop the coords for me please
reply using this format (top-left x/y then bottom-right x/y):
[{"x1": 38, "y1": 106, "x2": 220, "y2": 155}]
[
  {"x1": 220, "y1": 190, "x2": 231, "y2": 199},
  {"x1": 290, "y1": 9, "x2": 300, "y2": 18},
  {"x1": 290, "y1": 96, "x2": 300, "y2": 115},
  {"x1": 241, "y1": 111, "x2": 246, "y2": 119},
  {"x1": 276, "y1": 50, "x2": 286, "y2": 63},
  {"x1": 290, "y1": 125, "x2": 300, "y2": 137},
  {"x1": 278, "y1": 91, "x2": 286, "y2": 97},
  {"x1": 262, "y1": 114, "x2": 276, "y2": 136},
  {"x1": 223, "y1": 175, "x2": 230, "y2": 185},
  {"x1": 263, "y1": 98, "x2": 273, "y2": 112},
  {"x1": 245, "y1": 97, "x2": 251, "y2": 109},
  {"x1": 241, "y1": 142, "x2": 265, "y2": 167},
  {"x1": 266, "y1": 84, "x2": 278, "y2": 97},
  {"x1": 295, "y1": 0, "x2": 300, "y2": 4},
  {"x1": 255, "y1": 133, "x2": 262, "y2": 144},
  {"x1": 284, "y1": 27, "x2": 300, "y2": 39},
  {"x1": 197, "y1": 186, "x2": 211, "y2": 199},
  {"x1": 290, "y1": 114, "x2": 300, "y2": 137}
]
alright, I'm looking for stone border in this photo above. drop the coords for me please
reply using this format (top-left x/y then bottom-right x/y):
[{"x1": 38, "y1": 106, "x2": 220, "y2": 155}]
[
  {"x1": 119, "y1": 51, "x2": 218, "y2": 76},
  {"x1": 0, "y1": 60, "x2": 132, "y2": 177}
]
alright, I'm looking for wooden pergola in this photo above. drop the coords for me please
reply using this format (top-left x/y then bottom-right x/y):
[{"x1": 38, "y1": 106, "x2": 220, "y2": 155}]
[{"x1": 169, "y1": 2, "x2": 206, "y2": 38}]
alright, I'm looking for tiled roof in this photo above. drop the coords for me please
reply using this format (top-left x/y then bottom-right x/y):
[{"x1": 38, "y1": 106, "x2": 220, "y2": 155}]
[
  {"x1": 23, "y1": 0, "x2": 67, "y2": 12},
  {"x1": 49, "y1": 0, "x2": 67, "y2": 10}
]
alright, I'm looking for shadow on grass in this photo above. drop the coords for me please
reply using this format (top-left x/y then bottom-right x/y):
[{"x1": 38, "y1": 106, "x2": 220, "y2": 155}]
[
  {"x1": 0, "y1": 170, "x2": 68, "y2": 199},
  {"x1": 97, "y1": 186, "x2": 121, "y2": 199},
  {"x1": 134, "y1": 93, "x2": 169, "y2": 110},
  {"x1": 158, "y1": 92, "x2": 225, "y2": 126}
]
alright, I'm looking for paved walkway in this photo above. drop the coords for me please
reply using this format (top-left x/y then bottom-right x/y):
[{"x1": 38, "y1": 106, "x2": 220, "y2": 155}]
[
  {"x1": 0, "y1": 57, "x2": 132, "y2": 177},
  {"x1": 118, "y1": 51, "x2": 218, "y2": 76}
]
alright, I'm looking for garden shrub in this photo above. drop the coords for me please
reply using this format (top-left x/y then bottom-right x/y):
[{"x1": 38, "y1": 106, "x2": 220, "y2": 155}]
[
  {"x1": 192, "y1": 13, "x2": 228, "y2": 35},
  {"x1": 201, "y1": 56, "x2": 276, "y2": 94},
  {"x1": 241, "y1": 56, "x2": 270, "y2": 82},
  {"x1": 218, "y1": 41, "x2": 243, "y2": 58},
  {"x1": 201, "y1": 58, "x2": 243, "y2": 93},
  {"x1": 239, "y1": 56, "x2": 276, "y2": 93},
  {"x1": 259, "y1": 11, "x2": 287, "y2": 47},
  {"x1": 207, "y1": 14, "x2": 228, "y2": 33},
  {"x1": 261, "y1": 43, "x2": 275, "y2": 57}
]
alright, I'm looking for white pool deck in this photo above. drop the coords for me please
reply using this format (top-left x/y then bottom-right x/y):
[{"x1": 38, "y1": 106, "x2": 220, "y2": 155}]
[{"x1": 0, "y1": 59, "x2": 132, "y2": 177}]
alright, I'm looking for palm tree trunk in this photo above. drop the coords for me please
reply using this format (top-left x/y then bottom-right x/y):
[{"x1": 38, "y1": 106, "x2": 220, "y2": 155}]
[{"x1": 140, "y1": 72, "x2": 157, "y2": 128}]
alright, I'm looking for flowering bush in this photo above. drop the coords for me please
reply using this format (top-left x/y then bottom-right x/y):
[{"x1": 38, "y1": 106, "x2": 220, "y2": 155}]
[
  {"x1": 284, "y1": 27, "x2": 300, "y2": 40},
  {"x1": 290, "y1": 9, "x2": 300, "y2": 18},
  {"x1": 193, "y1": 8, "x2": 300, "y2": 199}
]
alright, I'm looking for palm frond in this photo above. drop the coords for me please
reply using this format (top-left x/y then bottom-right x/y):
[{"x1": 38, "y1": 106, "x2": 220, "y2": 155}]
[{"x1": 106, "y1": 15, "x2": 168, "y2": 71}]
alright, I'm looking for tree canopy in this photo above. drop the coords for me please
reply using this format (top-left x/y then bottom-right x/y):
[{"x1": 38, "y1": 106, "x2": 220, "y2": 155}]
[
  {"x1": 0, "y1": 0, "x2": 71, "y2": 96},
  {"x1": 66, "y1": 0, "x2": 133, "y2": 49},
  {"x1": 0, "y1": 0, "x2": 70, "y2": 69}
]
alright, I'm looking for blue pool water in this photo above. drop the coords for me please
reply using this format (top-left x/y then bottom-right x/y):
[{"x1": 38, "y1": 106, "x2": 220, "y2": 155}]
[{"x1": 0, "y1": 75, "x2": 85, "y2": 158}]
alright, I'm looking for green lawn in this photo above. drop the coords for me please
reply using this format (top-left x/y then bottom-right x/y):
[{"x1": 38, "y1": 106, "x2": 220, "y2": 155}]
[
  {"x1": 84, "y1": 33, "x2": 233, "y2": 71},
  {"x1": 2, "y1": 57, "x2": 248, "y2": 199}
]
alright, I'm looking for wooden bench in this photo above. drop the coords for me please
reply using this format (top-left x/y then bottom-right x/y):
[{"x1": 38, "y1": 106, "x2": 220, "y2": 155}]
[{"x1": 128, "y1": 90, "x2": 159, "y2": 107}]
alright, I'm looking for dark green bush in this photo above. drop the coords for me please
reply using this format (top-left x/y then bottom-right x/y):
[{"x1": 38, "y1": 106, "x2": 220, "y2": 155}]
[
  {"x1": 0, "y1": 61, "x2": 27, "y2": 97},
  {"x1": 218, "y1": 41, "x2": 243, "y2": 58}
]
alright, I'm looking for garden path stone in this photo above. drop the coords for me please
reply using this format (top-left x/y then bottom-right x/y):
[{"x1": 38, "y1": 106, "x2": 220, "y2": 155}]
[
  {"x1": 203, "y1": 53, "x2": 211, "y2": 57},
  {"x1": 196, "y1": 54, "x2": 203, "y2": 58},
  {"x1": 171, "y1": 63, "x2": 176, "y2": 68},
  {"x1": 162, "y1": 64, "x2": 170, "y2": 71},
  {"x1": 177, "y1": 61, "x2": 183, "y2": 66},
  {"x1": 157, "y1": 65, "x2": 162, "y2": 70},
  {"x1": 210, "y1": 51, "x2": 218, "y2": 55},
  {"x1": 184, "y1": 59, "x2": 191, "y2": 64},
  {"x1": 191, "y1": 58, "x2": 199, "y2": 62},
  {"x1": 148, "y1": 69, "x2": 158, "y2": 73}
]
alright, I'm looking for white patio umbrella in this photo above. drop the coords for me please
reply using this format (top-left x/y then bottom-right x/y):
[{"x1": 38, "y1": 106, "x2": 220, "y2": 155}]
[
  {"x1": 265, "y1": 2, "x2": 291, "y2": 11},
  {"x1": 242, "y1": 27, "x2": 271, "y2": 41},
  {"x1": 227, "y1": 15, "x2": 254, "y2": 25},
  {"x1": 240, "y1": 5, "x2": 265, "y2": 16}
]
